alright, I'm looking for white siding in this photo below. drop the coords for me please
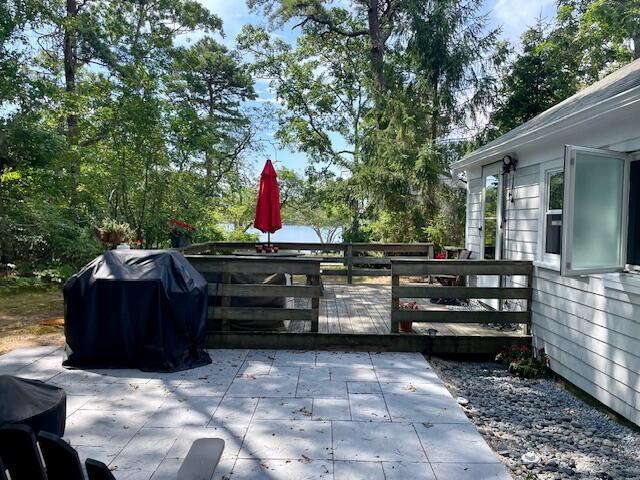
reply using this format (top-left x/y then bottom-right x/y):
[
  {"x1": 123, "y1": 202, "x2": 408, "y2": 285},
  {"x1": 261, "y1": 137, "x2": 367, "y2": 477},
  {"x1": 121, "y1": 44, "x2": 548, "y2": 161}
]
[
  {"x1": 531, "y1": 269, "x2": 640, "y2": 424},
  {"x1": 503, "y1": 164, "x2": 539, "y2": 264},
  {"x1": 465, "y1": 157, "x2": 640, "y2": 426},
  {"x1": 459, "y1": 74, "x2": 640, "y2": 425}
]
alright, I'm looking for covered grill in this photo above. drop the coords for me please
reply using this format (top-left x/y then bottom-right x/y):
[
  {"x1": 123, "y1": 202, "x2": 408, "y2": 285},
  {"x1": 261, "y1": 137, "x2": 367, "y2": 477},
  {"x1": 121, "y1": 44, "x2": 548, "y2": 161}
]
[{"x1": 63, "y1": 250, "x2": 211, "y2": 372}]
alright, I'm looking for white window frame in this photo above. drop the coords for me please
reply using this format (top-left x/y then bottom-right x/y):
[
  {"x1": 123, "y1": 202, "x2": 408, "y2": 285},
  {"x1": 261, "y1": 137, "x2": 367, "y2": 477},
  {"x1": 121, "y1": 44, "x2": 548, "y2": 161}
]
[
  {"x1": 561, "y1": 145, "x2": 631, "y2": 276},
  {"x1": 537, "y1": 159, "x2": 564, "y2": 270}
]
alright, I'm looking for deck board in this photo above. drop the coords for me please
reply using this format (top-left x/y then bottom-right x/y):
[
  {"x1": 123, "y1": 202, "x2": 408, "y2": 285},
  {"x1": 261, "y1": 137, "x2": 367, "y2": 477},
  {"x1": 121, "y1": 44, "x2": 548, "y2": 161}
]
[{"x1": 285, "y1": 284, "x2": 524, "y2": 337}]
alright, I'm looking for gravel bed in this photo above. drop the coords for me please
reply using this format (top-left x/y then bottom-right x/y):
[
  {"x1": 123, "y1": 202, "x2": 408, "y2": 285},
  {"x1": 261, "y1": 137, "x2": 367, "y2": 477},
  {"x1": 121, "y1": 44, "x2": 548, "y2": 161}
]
[{"x1": 431, "y1": 359, "x2": 640, "y2": 480}]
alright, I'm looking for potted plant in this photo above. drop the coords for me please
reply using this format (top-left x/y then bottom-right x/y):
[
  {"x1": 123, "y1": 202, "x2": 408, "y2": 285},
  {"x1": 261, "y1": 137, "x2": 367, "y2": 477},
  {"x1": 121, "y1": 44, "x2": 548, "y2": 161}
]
[
  {"x1": 96, "y1": 219, "x2": 134, "y2": 247},
  {"x1": 168, "y1": 219, "x2": 196, "y2": 248},
  {"x1": 398, "y1": 301, "x2": 419, "y2": 333}
]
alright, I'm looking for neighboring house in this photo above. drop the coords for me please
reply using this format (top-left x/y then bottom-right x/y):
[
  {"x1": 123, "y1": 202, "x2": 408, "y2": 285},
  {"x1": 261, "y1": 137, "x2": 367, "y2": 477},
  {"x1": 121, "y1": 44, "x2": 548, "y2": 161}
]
[{"x1": 452, "y1": 59, "x2": 640, "y2": 425}]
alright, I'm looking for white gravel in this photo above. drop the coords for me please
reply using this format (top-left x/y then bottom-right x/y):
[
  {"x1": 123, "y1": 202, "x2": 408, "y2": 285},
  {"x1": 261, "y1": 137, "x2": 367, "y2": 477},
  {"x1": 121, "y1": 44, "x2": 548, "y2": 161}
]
[{"x1": 431, "y1": 359, "x2": 640, "y2": 480}]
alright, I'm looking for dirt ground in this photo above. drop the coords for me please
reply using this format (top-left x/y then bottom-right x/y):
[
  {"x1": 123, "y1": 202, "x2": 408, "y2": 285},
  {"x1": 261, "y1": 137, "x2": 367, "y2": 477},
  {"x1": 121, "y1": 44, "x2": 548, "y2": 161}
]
[{"x1": 0, "y1": 287, "x2": 65, "y2": 355}]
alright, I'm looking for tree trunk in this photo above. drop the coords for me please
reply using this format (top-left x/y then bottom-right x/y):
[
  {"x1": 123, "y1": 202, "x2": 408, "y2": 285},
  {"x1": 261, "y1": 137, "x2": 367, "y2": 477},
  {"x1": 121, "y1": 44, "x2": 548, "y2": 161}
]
[
  {"x1": 634, "y1": 32, "x2": 640, "y2": 60},
  {"x1": 430, "y1": 73, "x2": 439, "y2": 143},
  {"x1": 205, "y1": 81, "x2": 215, "y2": 193},
  {"x1": 204, "y1": 153, "x2": 213, "y2": 183},
  {"x1": 366, "y1": 0, "x2": 385, "y2": 92},
  {"x1": 64, "y1": 0, "x2": 80, "y2": 197}
]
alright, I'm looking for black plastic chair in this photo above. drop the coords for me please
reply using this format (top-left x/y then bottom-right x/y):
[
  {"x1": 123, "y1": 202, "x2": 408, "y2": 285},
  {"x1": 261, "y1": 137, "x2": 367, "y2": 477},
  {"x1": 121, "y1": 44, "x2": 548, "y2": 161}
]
[
  {"x1": 38, "y1": 430, "x2": 85, "y2": 480},
  {"x1": 0, "y1": 458, "x2": 10, "y2": 480},
  {"x1": 0, "y1": 424, "x2": 47, "y2": 480},
  {"x1": 85, "y1": 458, "x2": 116, "y2": 480}
]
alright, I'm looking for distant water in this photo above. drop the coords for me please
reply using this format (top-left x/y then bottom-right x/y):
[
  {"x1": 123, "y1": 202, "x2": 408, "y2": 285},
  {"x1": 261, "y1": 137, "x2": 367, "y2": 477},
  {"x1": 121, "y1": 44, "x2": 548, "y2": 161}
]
[{"x1": 244, "y1": 224, "x2": 343, "y2": 243}]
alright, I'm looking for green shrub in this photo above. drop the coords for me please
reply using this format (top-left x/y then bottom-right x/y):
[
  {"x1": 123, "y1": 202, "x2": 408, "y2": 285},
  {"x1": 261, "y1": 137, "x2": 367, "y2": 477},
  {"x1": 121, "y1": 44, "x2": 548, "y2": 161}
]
[{"x1": 496, "y1": 345, "x2": 549, "y2": 379}]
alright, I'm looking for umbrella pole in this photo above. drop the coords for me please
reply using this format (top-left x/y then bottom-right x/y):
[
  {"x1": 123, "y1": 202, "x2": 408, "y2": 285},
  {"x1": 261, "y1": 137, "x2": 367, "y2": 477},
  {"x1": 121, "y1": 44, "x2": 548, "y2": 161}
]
[{"x1": 268, "y1": 232, "x2": 270, "y2": 248}]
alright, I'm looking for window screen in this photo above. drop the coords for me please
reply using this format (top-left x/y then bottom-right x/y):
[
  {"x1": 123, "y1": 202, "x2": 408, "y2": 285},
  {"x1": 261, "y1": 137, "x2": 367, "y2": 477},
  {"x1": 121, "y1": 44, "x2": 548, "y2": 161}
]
[{"x1": 562, "y1": 146, "x2": 628, "y2": 276}]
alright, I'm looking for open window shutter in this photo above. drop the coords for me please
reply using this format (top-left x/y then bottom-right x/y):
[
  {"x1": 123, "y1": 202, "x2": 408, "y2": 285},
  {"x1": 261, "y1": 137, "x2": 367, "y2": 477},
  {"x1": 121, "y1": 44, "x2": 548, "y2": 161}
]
[{"x1": 561, "y1": 145, "x2": 630, "y2": 276}]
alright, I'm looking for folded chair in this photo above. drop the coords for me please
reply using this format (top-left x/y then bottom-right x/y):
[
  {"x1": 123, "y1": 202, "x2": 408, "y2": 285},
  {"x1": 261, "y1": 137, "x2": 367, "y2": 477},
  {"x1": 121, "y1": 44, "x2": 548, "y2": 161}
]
[
  {"x1": 0, "y1": 424, "x2": 47, "y2": 480},
  {"x1": 37, "y1": 430, "x2": 85, "y2": 480}
]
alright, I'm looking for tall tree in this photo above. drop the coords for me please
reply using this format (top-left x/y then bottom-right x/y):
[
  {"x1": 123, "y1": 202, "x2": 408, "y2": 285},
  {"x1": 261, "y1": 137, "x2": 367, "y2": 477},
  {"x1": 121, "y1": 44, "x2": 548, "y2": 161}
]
[
  {"x1": 580, "y1": 0, "x2": 640, "y2": 61},
  {"x1": 248, "y1": 0, "x2": 402, "y2": 94},
  {"x1": 485, "y1": 0, "x2": 638, "y2": 140},
  {"x1": 486, "y1": 21, "x2": 579, "y2": 137},
  {"x1": 238, "y1": 24, "x2": 370, "y2": 173},
  {"x1": 403, "y1": 0, "x2": 504, "y2": 142},
  {"x1": 167, "y1": 38, "x2": 256, "y2": 196}
]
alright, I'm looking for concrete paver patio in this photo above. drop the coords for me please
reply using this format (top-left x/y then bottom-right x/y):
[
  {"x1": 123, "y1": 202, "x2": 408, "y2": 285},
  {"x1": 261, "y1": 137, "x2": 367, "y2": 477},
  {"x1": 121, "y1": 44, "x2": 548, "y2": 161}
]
[{"x1": 0, "y1": 347, "x2": 512, "y2": 480}]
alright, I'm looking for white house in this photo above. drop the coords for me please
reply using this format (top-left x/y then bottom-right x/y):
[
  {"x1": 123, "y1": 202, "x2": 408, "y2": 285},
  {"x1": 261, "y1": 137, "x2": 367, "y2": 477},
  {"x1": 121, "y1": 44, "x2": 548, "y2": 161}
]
[{"x1": 452, "y1": 59, "x2": 640, "y2": 425}]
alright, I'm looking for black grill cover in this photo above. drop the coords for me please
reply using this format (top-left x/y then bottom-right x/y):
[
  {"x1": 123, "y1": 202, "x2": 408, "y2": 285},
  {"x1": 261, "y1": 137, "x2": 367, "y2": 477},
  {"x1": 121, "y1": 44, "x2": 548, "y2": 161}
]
[
  {"x1": 63, "y1": 250, "x2": 211, "y2": 372},
  {"x1": 0, "y1": 375, "x2": 66, "y2": 436}
]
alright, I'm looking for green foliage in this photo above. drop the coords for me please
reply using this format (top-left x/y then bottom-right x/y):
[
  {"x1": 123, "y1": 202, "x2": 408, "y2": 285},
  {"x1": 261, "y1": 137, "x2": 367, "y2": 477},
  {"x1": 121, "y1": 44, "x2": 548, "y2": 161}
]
[
  {"x1": 0, "y1": 0, "x2": 265, "y2": 279},
  {"x1": 241, "y1": 0, "x2": 500, "y2": 243},
  {"x1": 2, "y1": 0, "x2": 637, "y2": 284},
  {"x1": 496, "y1": 345, "x2": 550, "y2": 379},
  {"x1": 484, "y1": 0, "x2": 637, "y2": 140},
  {"x1": 99, "y1": 219, "x2": 135, "y2": 242}
]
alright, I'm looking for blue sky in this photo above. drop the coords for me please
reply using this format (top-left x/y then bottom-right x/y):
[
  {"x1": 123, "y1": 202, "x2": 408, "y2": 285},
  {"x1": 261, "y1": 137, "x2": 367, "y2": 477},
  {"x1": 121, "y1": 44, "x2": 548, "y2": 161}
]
[{"x1": 195, "y1": 0, "x2": 557, "y2": 176}]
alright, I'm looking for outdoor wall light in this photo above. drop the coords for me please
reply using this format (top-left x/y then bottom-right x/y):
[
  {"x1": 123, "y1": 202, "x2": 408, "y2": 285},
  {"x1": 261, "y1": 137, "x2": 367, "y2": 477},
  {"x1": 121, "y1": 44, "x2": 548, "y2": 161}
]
[
  {"x1": 425, "y1": 328, "x2": 438, "y2": 360},
  {"x1": 502, "y1": 154, "x2": 518, "y2": 174}
]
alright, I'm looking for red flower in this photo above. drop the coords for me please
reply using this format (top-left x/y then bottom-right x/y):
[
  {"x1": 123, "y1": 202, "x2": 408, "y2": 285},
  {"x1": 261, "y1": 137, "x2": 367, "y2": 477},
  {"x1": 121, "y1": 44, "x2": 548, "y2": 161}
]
[
  {"x1": 435, "y1": 251, "x2": 446, "y2": 259},
  {"x1": 510, "y1": 345, "x2": 517, "y2": 352},
  {"x1": 169, "y1": 219, "x2": 196, "y2": 231},
  {"x1": 520, "y1": 345, "x2": 529, "y2": 353}
]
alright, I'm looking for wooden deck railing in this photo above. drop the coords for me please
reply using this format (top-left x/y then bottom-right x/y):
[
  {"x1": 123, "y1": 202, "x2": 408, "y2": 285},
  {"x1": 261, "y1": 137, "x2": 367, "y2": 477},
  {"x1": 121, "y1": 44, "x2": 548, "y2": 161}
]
[
  {"x1": 390, "y1": 259, "x2": 533, "y2": 334},
  {"x1": 186, "y1": 255, "x2": 322, "y2": 332},
  {"x1": 181, "y1": 241, "x2": 434, "y2": 283}
]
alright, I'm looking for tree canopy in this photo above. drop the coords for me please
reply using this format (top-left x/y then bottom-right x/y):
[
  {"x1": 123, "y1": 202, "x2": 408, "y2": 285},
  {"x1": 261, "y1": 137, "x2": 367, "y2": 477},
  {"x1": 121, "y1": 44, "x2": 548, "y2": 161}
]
[{"x1": 1, "y1": 0, "x2": 638, "y2": 278}]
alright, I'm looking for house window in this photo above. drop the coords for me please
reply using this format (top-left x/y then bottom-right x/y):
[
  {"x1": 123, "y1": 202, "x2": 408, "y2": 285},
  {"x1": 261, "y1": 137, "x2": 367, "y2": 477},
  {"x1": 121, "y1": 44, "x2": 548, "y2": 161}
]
[
  {"x1": 561, "y1": 145, "x2": 632, "y2": 276},
  {"x1": 544, "y1": 170, "x2": 563, "y2": 255}
]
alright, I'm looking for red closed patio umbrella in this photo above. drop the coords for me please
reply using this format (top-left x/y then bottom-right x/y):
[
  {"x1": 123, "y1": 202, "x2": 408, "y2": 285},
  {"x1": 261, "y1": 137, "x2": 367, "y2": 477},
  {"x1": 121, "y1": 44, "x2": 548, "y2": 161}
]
[{"x1": 253, "y1": 159, "x2": 282, "y2": 247}]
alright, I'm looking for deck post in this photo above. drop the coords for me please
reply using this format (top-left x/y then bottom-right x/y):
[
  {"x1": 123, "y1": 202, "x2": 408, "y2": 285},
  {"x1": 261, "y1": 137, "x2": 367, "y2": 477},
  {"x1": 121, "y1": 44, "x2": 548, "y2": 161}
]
[
  {"x1": 390, "y1": 267, "x2": 400, "y2": 333},
  {"x1": 220, "y1": 271, "x2": 231, "y2": 331},
  {"x1": 346, "y1": 244, "x2": 354, "y2": 284},
  {"x1": 310, "y1": 273, "x2": 320, "y2": 333},
  {"x1": 525, "y1": 269, "x2": 533, "y2": 335}
]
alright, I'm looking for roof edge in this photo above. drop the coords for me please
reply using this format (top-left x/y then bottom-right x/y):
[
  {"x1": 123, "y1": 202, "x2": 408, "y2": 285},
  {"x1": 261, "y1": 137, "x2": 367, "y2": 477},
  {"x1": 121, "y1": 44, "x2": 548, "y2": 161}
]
[{"x1": 452, "y1": 84, "x2": 640, "y2": 172}]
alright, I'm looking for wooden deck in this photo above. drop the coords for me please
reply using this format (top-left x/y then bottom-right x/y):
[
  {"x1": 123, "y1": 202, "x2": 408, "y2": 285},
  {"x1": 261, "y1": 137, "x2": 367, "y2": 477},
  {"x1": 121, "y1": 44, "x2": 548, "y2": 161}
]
[
  {"x1": 188, "y1": 254, "x2": 532, "y2": 354},
  {"x1": 287, "y1": 284, "x2": 526, "y2": 337},
  {"x1": 207, "y1": 283, "x2": 529, "y2": 354}
]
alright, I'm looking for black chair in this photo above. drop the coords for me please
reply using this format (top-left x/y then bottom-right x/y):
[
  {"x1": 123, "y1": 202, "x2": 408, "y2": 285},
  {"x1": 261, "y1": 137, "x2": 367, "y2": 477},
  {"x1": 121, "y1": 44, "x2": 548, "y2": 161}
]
[
  {"x1": 0, "y1": 424, "x2": 47, "y2": 480},
  {"x1": 38, "y1": 430, "x2": 85, "y2": 480},
  {"x1": 0, "y1": 458, "x2": 10, "y2": 480},
  {"x1": 85, "y1": 459, "x2": 116, "y2": 480}
]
